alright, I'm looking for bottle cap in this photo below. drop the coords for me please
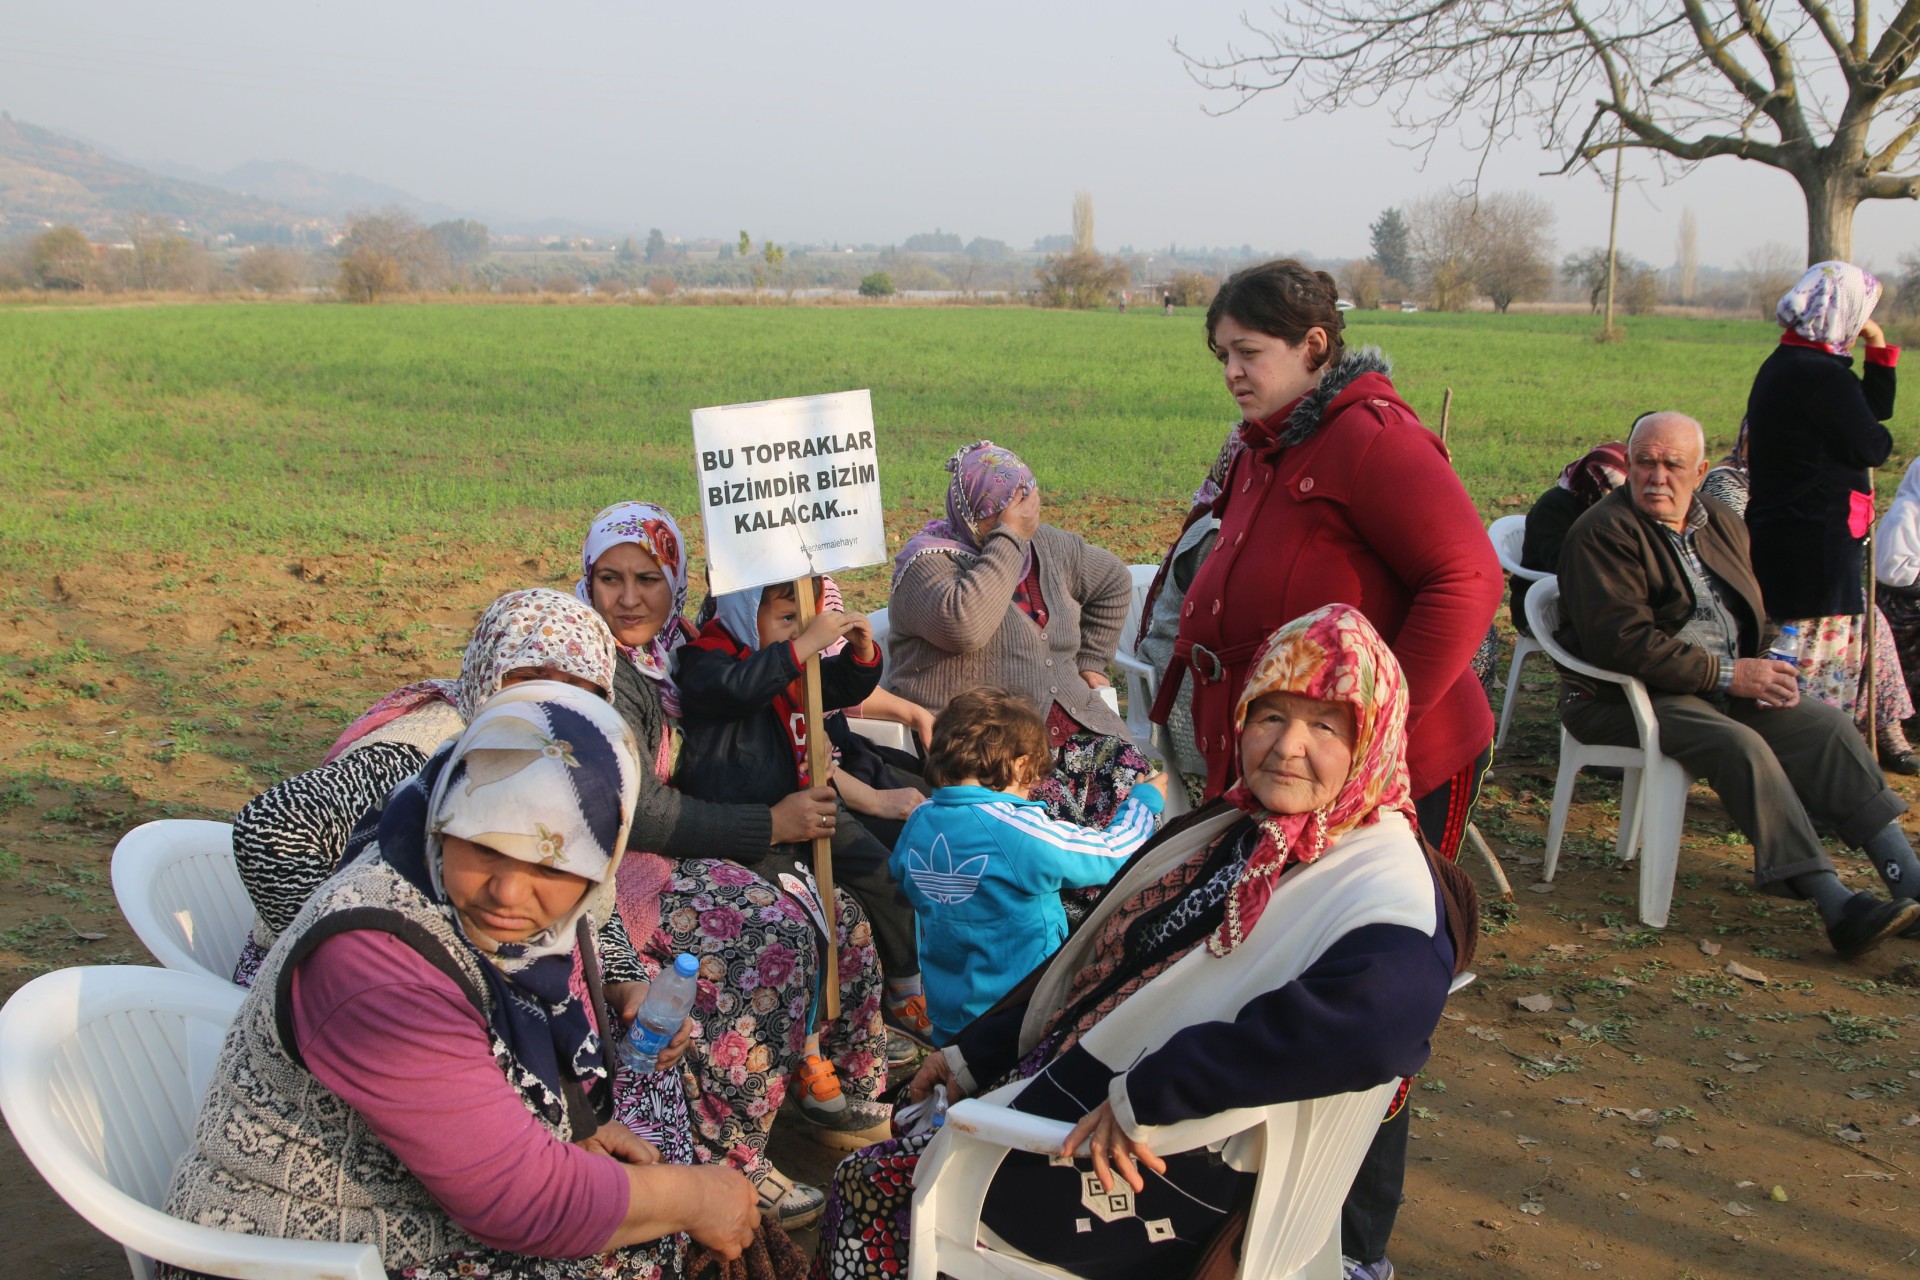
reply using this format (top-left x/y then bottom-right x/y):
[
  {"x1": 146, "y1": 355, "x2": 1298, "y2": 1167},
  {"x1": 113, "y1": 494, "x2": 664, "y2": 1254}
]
[
  {"x1": 673, "y1": 953, "x2": 700, "y2": 977},
  {"x1": 1781, "y1": 624, "x2": 1798, "y2": 634}
]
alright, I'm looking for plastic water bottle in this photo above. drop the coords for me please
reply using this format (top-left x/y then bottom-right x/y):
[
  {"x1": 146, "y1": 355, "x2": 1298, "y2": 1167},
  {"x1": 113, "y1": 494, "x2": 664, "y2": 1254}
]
[
  {"x1": 1766, "y1": 624, "x2": 1802, "y2": 668},
  {"x1": 617, "y1": 953, "x2": 699, "y2": 1074}
]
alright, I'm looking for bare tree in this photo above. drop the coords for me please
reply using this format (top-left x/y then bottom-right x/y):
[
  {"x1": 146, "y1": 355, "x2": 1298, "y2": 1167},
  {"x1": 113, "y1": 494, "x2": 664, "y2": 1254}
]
[
  {"x1": 1676, "y1": 207, "x2": 1700, "y2": 304},
  {"x1": 1343, "y1": 258, "x2": 1388, "y2": 308},
  {"x1": 1179, "y1": 2, "x2": 1920, "y2": 263},
  {"x1": 1071, "y1": 190, "x2": 1096, "y2": 254},
  {"x1": 1403, "y1": 191, "x2": 1481, "y2": 310},
  {"x1": 1739, "y1": 240, "x2": 1804, "y2": 315},
  {"x1": 336, "y1": 207, "x2": 447, "y2": 294},
  {"x1": 1471, "y1": 191, "x2": 1557, "y2": 312},
  {"x1": 237, "y1": 247, "x2": 307, "y2": 294}
]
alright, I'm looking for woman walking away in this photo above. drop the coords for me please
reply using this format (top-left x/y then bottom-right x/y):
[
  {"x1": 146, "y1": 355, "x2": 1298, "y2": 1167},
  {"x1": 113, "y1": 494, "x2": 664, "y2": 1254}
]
[
  {"x1": 1745, "y1": 262, "x2": 1910, "y2": 772},
  {"x1": 810, "y1": 605, "x2": 1473, "y2": 1280},
  {"x1": 167, "y1": 684, "x2": 767, "y2": 1280}
]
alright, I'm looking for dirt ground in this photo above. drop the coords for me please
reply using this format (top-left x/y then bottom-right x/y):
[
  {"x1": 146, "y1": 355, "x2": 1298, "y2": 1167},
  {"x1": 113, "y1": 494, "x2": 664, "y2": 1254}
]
[{"x1": 3, "y1": 545, "x2": 1918, "y2": 1279}]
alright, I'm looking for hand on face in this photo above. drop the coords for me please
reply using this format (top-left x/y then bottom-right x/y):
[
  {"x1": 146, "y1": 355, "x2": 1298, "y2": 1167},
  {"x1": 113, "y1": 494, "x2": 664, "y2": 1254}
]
[
  {"x1": 1237, "y1": 691, "x2": 1355, "y2": 815},
  {"x1": 1860, "y1": 318, "x2": 1886, "y2": 348},
  {"x1": 979, "y1": 485, "x2": 1040, "y2": 541}
]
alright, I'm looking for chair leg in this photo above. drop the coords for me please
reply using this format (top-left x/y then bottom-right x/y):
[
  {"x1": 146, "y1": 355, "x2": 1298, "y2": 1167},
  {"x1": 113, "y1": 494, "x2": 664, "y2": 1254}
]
[
  {"x1": 1543, "y1": 730, "x2": 1581, "y2": 882},
  {"x1": 1636, "y1": 758, "x2": 1692, "y2": 929},
  {"x1": 1496, "y1": 642, "x2": 1531, "y2": 750},
  {"x1": 1615, "y1": 766, "x2": 1644, "y2": 863}
]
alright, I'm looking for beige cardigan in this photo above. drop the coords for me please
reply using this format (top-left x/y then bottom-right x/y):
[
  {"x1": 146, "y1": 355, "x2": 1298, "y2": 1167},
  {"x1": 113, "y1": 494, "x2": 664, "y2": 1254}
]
[{"x1": 885, "y1": 523, "x2": 1132, "y2": 740}]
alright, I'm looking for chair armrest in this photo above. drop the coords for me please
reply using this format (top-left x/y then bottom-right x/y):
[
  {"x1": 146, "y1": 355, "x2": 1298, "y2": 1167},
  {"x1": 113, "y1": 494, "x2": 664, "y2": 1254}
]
[
  {"x1": 1112, "y1": 650, "x2": 1155, "y2": 680},
  {"x1": 943, "y1": 1099, "x2": 1076, "y2": 1155}
]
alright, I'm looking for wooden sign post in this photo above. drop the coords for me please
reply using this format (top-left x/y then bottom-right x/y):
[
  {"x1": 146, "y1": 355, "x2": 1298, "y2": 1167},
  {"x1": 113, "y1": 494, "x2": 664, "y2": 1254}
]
[
  {"x1": 792, "y1": 575, "x2": 840, "y2": 1017},
  {"x1": 689, "y1": 389, "x2": 887, "y2": 1025}
]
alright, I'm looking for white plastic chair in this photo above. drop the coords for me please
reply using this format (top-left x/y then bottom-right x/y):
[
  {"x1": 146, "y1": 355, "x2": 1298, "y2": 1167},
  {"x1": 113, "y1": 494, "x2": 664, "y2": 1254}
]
[
  {"x1": 908, "y1": 1077, "x2": 1398, "y2": 1280},
  {"x1": 1111, "y1": 564, "x2": 1161, "y2": 749},
  {"x1": 849, "y1": 607, "x2": 917, "y2": 754},
  {"x1": 112, "y1": 820, "x2": 253, "y2": 986},
  {"x1": 0, "y1": 965, "x2": 384, "y2": 1280},
  {"x1": 1489, "y1": 515, "x2": 1551, "y2": 750},
  {"x1": 1525, "y1": 579, "x2": 1691, "y2": 927}
]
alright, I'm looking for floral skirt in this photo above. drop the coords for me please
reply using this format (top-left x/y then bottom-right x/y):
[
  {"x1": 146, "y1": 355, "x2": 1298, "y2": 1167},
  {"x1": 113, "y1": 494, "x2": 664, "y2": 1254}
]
[
  {"x1": 1879, "y1": 591, "x2": 1920, "y2": 709},
  {"x1": 1776, "y1": 613, "x2": 1914, "y2": 733},
  {"x1": 1031, "y1": 731, "x2": 1153, "y2": 828},
  {"x1": 656, "y1": 858, "x2": 886, "y2": 1183}
]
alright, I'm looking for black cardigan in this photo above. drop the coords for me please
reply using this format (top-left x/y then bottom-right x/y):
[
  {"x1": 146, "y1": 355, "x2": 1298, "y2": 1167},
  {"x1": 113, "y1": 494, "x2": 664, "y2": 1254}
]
[
  {"x1": 1745, "y1": 342, "x2": 1896, "y2": 618},
  {"x1": 1509, "y1": 484, "x2": 1588, "y2": 636},
  {"x1": 672, "y1": 638, "x2": 883, "y2": 820}
]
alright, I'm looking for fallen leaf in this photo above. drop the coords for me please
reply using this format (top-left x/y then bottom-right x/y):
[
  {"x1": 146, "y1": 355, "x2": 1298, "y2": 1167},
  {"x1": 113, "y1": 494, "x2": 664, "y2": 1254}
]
[
  {"x1": 1517, "y1": 994, "x2": 1555, "y2": 1013},
  {"x1": 1566, "y1": 1017, "x2": 1591, "y2": 1031},
  {"x1": 1725, "y1": 961, "x2": 1770, "y2": 984},
  {"x1": 1728, "y1": 1062, "x2": 1763, "y2": 1074},
  {"x1": 1589, "y1": 927, "x2": 1618, "y2": 941},
  {"x1": 1440, "y1": 1009, "x2": 1466, "y2": 1022},
  {"x1": 1466, "y1": 1025, "x2": 1503, "y2": 1042},
  {"x1": 1837, "y1": 1125, "x2": 1866, "y2": 1144},
  {"x1": 1901, "y1": 1114, "x2": 1919, "y2": 1127},
  {"x1": 1555, "y1": 1096, "x2": 1592, "y2": 1106},
  {"x1": 1527, "y1": 882, "x2": 1557, "y2": 894},
  {"x1": 1581, "y1": 1263, "x2": 1603, "y2": 1272},
  {"x1": 1605, "y1": 975, "x2": 1639, "y2": 988},
  {"x1": 1847, "y1": 1088, "x2": 1876, "y2": 1100},
  {"x1": 1652, "y1": 1135, "x2": 1682, "y2": 1149},
  {"x1": 1545, "y1": 943, "x2": 1584, "y2": 955},
  {"x1": 1600, "y1": 1107, "x2": 1661, "y2": 1125},
  {"x1": 1628, "y1": 1167, "x2": 1643, "y2": 1179},
  {"x1": 1724, "y1": 1201, "x2": 1755, "y2": 1217},
  {"x1": 1735, "y1": 1180, "x2": 1756, "y2": 1188},
  {"x1": 1516, "y1": 855, "x2": 1544, "y2": 866},
  {"x1": 1725, "y1": 1050, "x2": 1750, "y2": 1062},
  {"x1": 1770, "y1": 1185, "x2": 1789, "y2": 1202},
  {"x1": 1518, "y1": 1200, "x2": 1545, "y2": 1216},
  {"x1": 1477, "y1": 1218, "x2": 1508, "y2": 1231},
  {"x1": 1698, "y1": 939, "x2": 1722, "y2": 957},
  {"x1": 71, "y1": 930, "x2": 107, "y2": 941},
  {"x1": 1516, "y1": 1135, "x2": 1542, "y2": 1148}
]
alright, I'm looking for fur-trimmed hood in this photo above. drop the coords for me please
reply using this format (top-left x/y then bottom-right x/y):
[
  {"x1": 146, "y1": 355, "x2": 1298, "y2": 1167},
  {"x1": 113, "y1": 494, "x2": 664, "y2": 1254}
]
[{"x1": 1264, "y1": 347, "x2": 1393, "y2": 449}]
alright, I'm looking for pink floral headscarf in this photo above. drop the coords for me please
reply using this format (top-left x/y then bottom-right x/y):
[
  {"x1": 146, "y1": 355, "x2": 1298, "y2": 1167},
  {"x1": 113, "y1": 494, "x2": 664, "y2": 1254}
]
[
  {"x1": 1777, "y1": 261, "x2": 1881, "y2": 353},
  {"x1": 573, "y1": 501, "x2": 697, "y2": 714},
  {"x1": 1216, "y1": 603, "x2": 1413, "y2": 957}
]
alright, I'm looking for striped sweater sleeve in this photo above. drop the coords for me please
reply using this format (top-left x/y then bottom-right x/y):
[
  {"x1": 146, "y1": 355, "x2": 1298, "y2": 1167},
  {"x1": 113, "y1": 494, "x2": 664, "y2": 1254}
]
[{"x1": 989, "y1": 787, "x2": 1164, "y2": 893}]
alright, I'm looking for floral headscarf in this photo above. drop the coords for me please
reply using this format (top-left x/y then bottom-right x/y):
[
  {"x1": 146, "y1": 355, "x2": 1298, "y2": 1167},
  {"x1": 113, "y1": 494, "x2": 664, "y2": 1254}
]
[
  {"x1": 1554, "y1": 441, "x2": 1629, "y2": 509},
  {"x1": 1216, "y1": 603, "x2": 1413, "y2": 957},
  {"x1": 322, "y1": 588, "x2": 616, "y2": 763},
  {"x1": 573, "y1": 501, "x2": 698, "y2": 714},
  {"x1": 891, "y1": 441, "x2": 1037, "y2": 587},
  {"x1": 1777, "y1": 261, "x2": 1881, "y2": 353},
  {"x1": 378, "y1": 683, "x2": 640, "y2": 1116}
]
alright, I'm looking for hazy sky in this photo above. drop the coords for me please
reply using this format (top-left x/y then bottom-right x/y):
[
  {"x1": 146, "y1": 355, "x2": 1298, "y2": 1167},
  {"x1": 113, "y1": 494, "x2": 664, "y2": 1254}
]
[{"x1": 4, "y1": 1, "x2": 1913, "y2": 269}]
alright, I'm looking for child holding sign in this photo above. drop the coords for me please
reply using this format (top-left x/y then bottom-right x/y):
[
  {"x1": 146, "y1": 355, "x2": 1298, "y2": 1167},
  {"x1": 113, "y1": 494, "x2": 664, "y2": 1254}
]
[{"x1": 672, "y1": 582, "x2": 923, "y2": 1138}]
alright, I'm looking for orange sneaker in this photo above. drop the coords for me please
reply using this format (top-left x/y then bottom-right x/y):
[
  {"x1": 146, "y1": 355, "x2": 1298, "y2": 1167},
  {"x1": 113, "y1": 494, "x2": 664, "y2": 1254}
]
[
  {"x1": 792, "y1": 1053, "x2": 892, "y2": 1149},
  {"x1": 884, "y1": 993, "x2": 934, "y2": 1045}
]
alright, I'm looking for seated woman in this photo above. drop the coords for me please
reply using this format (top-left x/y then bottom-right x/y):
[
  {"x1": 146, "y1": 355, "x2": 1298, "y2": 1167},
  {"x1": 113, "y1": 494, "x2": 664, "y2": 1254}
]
[
  {"x1": 813, "y1": 605, "x2": 1474, "y2": 1280},
  {"x1": 577, "y1": 502, "x2": 889, "y2": 1224},
  {"x1": 1510, "y1": 440, "x2": 1626, "y2": 636},
  {"x1": 887, "y1": 440, "x2": 1150, "y2": 828},
  {"x1": 231, "y1": 588, "x2": 620, "y2": 984},
  {"x1": 166, "y1": 684, "x2": 760, "y2": 1280}
]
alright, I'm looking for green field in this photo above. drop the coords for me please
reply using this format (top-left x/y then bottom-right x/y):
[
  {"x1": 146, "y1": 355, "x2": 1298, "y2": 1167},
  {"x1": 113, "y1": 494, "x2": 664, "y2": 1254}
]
[{"x1": 0, "y1": 303, "x2": 1832, "y2": 583}]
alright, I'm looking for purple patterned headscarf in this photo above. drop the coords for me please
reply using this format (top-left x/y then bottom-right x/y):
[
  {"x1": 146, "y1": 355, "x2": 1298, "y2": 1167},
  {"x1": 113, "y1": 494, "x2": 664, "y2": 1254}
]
[
  {"x1": 891, "y1": 441, "x2": 1037, "y2": 587},
  {"x1": 1777, "y1": 261, "x2": 1881, "y2": 353}
]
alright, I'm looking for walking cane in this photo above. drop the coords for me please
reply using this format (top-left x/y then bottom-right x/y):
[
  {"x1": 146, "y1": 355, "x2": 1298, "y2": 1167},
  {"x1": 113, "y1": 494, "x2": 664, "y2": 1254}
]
[{"x1": 1864, "y1": 531, "x2": 1879, "y2": 760}]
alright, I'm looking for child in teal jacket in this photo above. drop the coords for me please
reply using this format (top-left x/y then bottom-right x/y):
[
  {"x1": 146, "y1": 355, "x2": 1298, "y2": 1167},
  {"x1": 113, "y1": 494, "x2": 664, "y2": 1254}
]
[{"x1": 891, "y1": 687, "x2": 1164, "y2": 1043}]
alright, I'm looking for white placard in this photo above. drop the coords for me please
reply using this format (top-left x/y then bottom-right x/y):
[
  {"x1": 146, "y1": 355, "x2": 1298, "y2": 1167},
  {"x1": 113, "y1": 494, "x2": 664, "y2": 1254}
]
[{"x1": 691, "y1": 389, "x2": 887, "y2": 596}]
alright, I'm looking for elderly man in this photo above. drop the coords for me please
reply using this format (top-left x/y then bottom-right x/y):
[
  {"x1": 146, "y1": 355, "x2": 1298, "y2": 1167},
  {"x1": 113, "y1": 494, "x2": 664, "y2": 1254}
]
[{"x1": 1556, "y1": 411, "x2": 1920, "y2": 958}]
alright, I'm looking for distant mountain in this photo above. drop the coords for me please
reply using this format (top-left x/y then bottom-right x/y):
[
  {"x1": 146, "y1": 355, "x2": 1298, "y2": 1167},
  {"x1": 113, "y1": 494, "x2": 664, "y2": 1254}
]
[
  {"x1": 0, "y1": 115, "x2": 320, "y2": 241},
  {"x1": 148, "y1": 156, "x2": 466, "y2": 224}
]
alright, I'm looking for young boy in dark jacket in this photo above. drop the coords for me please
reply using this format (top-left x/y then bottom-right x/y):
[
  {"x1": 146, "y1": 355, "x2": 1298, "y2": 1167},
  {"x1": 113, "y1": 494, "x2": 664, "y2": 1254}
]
[{"x1": 672, "y1": 581, "x2": 929, "y2": 1120}]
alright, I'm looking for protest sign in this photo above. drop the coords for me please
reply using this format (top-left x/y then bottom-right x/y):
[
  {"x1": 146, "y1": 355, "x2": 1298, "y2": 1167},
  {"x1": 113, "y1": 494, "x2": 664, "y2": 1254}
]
[
  {"x1": 691, "y1": 389, "x2": 886, "y2": 596},
  {"x1": 689, "y1": 389, "x2": 889, "y2": 1018}
]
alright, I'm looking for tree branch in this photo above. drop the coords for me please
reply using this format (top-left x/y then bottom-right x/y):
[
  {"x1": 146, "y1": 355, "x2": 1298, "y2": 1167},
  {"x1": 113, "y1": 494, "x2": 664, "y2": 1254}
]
[
  {"x1": 1864, "y1": 112, "x2": 1920, "y2": 172},
  {"x1": 1868, "y1": 0, "x2": 1920, "y2": 80},
  {"x1": 1794, "y1": 0, "x2": 1863, "y2": 74}
]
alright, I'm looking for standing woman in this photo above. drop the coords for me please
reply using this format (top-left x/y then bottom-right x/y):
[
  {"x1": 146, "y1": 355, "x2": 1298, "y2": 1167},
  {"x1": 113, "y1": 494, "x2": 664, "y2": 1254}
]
[
  {"x1": 577, "y1": 502, "x2": 889, "y2": 1227},
  {"x1": 1150, "y1": 259, "x2": 1501, "y2": 1280},
  {"x1": 1745, "y1": 263, "x2": 1905, "y2": 765}
]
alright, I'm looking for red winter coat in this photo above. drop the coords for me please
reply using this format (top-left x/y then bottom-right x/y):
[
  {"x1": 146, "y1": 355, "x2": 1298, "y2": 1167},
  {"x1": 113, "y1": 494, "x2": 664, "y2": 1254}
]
[{"x1": 1152, "y1": 357, "x2": 1501, "y2": 801}]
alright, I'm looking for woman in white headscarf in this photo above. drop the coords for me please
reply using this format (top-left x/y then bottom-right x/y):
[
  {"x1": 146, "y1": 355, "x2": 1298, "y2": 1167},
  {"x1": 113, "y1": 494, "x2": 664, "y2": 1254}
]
[
  {"x1": 1745, "y1": 261, "x2": 1908, "y2": 770},
  {"x1": 167, "y1": 684, "x2": 765, "y2": 1280}
]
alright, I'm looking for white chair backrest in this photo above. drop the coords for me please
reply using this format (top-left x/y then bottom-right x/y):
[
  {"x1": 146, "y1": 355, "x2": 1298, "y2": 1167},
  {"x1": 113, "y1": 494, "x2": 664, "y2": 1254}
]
[
  {"x1": 1524, "y1": 578, "x2": 1633, "y2": 688},
  {"x1": 869, "y1": 606, "x2": 891, "y2": 648},
  {"x1": 1488, "y1": 514, "x2": 1546, "y2": 581},
  {"x1": 1122, "y1": 563, "x2": 1158, "y2": 654},
  {"x1": 0, "y1": 965, "x2": 383, "y2": 1279},
  {"x1": 112, "y1": 821, "x2": 252, "y2": 986}
]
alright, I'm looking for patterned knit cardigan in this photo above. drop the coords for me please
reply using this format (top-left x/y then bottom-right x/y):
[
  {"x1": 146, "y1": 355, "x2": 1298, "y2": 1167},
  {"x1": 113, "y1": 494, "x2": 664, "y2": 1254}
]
[
  {"x1": 165, "y1": 851, "x2": 604, "y2": 1270},
  {"x1": 885, "y1": 522, "x2": 1132, "y2": 740}
]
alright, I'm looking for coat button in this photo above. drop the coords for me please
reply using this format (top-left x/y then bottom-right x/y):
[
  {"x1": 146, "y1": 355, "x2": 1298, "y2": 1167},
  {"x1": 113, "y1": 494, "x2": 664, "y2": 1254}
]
[
  {"x1": 1045, "y1": 658, "x2": 1054, "y2": 667},
  {"x1": 1050, "y1": 685, "x2": 1059, "y2": 694},
  {"x1": 1299, "y1": 477, "x2": 1315, "y2": 493},
  {"x1": 1240, "y1": 477, "x2": 1250, "y2": 492},
  {"x1": 1039, "y1": 632, "x2": 1047, "y2": 641},
  {"x1": 1234, "y1": 531, "x2": 1245, "y2": 546},
  {"x1": 1184, "y1": 601, "x2": 1194, "y2": 617},
  {"x1": 1211, "y1": 599, "x2": 1222, "y2": 615}
]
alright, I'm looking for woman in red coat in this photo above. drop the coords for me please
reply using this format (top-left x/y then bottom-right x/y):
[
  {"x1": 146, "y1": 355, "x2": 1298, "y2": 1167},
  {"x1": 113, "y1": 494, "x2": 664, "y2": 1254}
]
[{"x1": 1150, "y1": 259, "x2": 1501, "y2": 1280}]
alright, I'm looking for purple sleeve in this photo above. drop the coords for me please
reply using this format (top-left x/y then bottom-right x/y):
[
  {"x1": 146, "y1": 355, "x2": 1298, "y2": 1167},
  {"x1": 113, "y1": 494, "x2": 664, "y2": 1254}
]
[
  {"x1": 1120, "y1": 906, "x2": 1453, "y2": 1128},
  {"x1": 290, "y1": 931, "x2": 629, "y2": 1259}
]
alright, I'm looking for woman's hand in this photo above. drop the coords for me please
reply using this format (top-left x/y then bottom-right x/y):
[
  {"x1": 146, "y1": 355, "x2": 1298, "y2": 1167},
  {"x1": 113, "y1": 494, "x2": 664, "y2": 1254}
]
[
  {"x1": 681, "y1": 1164, "x2": 759, "y2": 1258},
  {"x1": 979, "y1": 486, "x2": 1040, "y2": 541},
  {"x1": 605, "y1": 981, "x2": 646, "y2": 1030},
  {"x1": 905, "y1": 701, "x2": 936, "y2": 749},
  {"x1": 1081, "y1": 669, "x2": 1113, "y2": 691},
  {"x1": 843, "y1": 610, "x2": 876, "y2": 662},
  {"x1": 1860, "y1": 318, "x2": 1887, "y2": 348},
  {"x1": 909, "y1": 1049, "x2": 969, "y2": 1103},
  {"x1": 770, "y1": 784, "x2": 837, "y2": 843},
  {"x1": 580, "y1": 1120, "x2": 661, "y2": 1166},
  {"x1": 1063, "y1": 1100, "x2": 1166, "y2": 1195},
  {"x1": 654, "y1": 1016, "x2": 695, "y2": 1073}
]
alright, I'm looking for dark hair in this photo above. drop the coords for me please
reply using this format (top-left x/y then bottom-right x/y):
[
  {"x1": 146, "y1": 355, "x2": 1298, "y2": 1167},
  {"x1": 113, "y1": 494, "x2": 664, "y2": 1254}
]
[
  {"x1": 925, "y1": 687, "x2": 1052, "y2": 791},
  {"x1": 1205, "y1": 259, "x2": 1346, "y2": 373},
  {"x1": 757, "y1": 576, "x2": 824, "y2": 606}
]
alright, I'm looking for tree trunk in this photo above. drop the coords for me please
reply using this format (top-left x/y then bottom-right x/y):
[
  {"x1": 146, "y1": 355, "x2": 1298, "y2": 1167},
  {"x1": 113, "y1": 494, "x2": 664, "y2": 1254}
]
[{"x1": 1799, "y1": 164, "x2": 1858, "y2": 265}]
